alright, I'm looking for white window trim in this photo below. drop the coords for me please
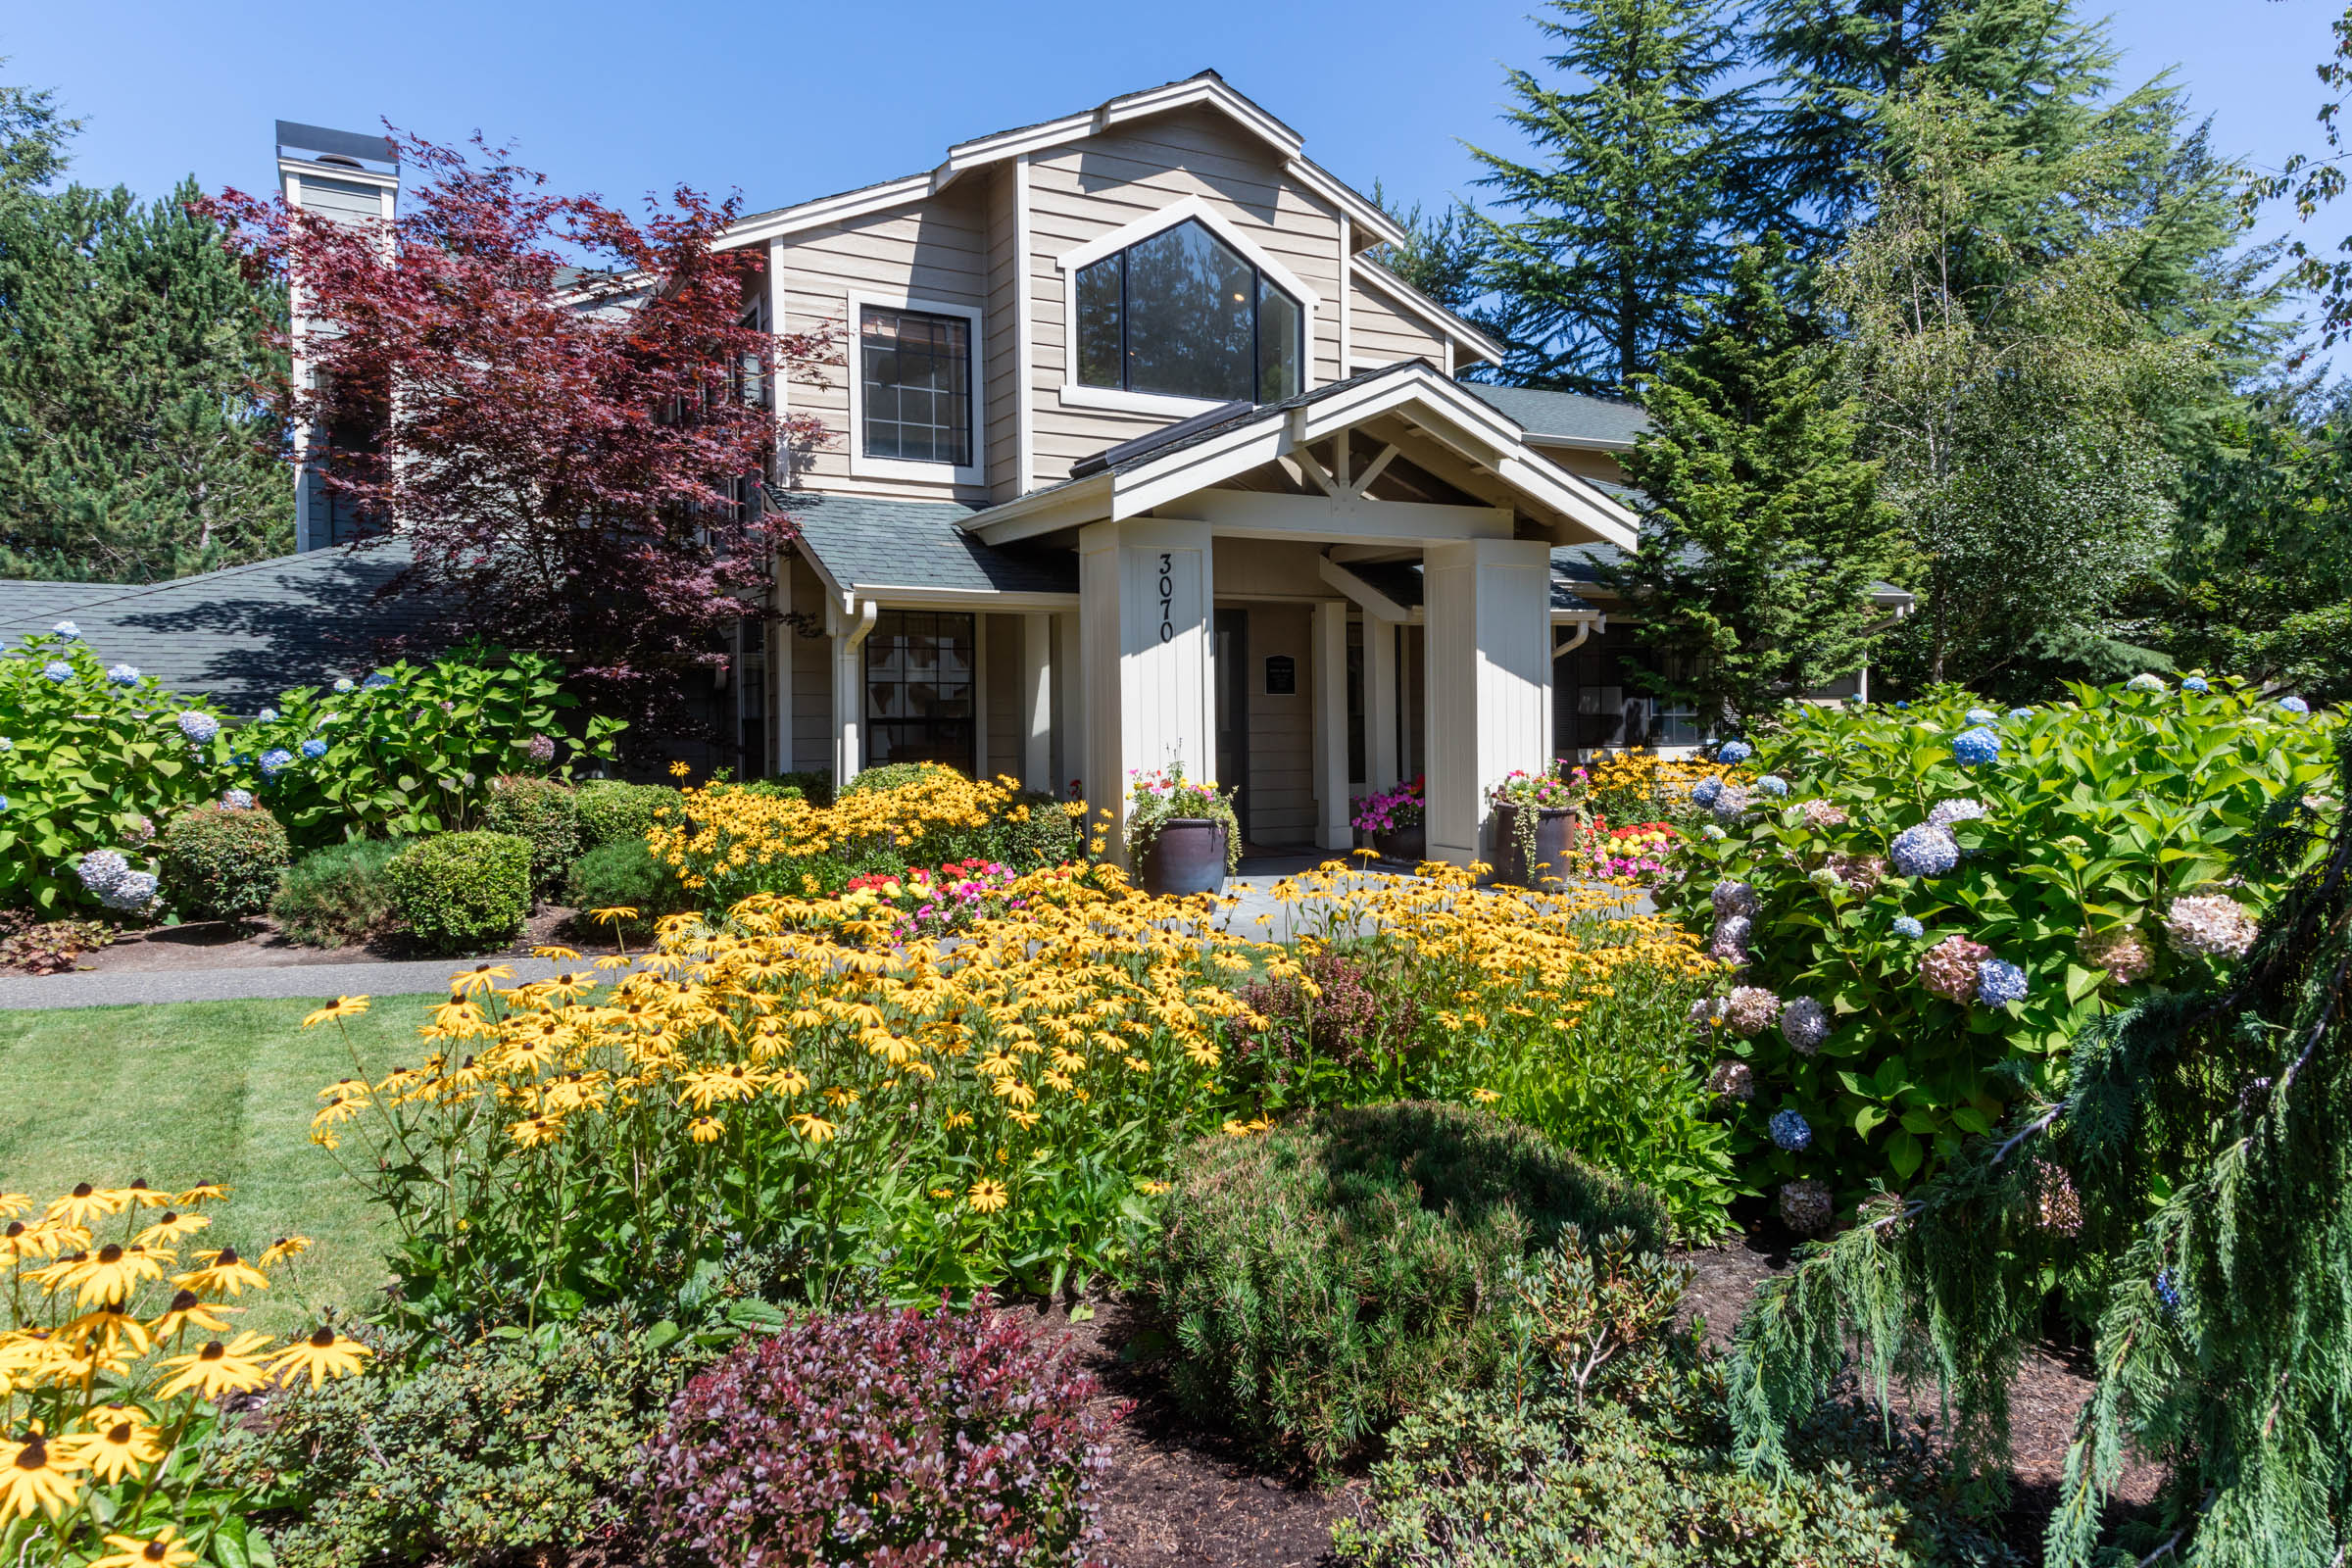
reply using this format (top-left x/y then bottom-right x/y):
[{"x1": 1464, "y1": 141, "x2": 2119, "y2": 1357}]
[
  {"x1": 1053, "y1": 193, "x2": 1321, "y2": 416},
  {"x1": 846, "y1": 289, "x2": 987, "y2": 488}
]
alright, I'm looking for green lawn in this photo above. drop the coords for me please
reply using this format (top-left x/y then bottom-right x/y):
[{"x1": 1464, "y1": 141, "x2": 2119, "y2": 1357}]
[{"x1": 0, "y1": 994, "x2": 443, "y2": 1333}]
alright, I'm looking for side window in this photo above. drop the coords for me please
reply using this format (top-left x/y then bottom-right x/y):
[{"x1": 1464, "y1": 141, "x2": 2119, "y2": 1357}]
[
  {"x1": 860, "y1": 307, "x2": 972, "y2": 466},
  {"x1": 1073, "y1": 219, "x2": 1301, "y2": 405}
]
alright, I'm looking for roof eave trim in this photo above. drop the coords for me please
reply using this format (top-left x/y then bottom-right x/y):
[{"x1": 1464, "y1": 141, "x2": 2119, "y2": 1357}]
[
  {"x1": 1527, "y1": 433, "x2": 1639, "y2": 454},
  {"x1": 1348, "y1": 257, "x2": 1505, "y2": 365}
]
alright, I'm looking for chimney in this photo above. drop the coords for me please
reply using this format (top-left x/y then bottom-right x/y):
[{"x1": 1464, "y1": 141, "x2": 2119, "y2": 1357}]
[{"x1": 275, "y1": 122, "x2": 398, "y2": 552}]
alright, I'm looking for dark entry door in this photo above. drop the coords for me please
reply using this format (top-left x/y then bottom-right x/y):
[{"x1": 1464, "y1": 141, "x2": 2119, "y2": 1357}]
[{"x1": 1214, "y1": 608, "x2": 1250, "y2": 844}]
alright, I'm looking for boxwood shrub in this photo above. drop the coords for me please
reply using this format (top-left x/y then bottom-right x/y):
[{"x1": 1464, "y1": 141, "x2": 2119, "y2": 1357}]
[
  {"x1": 476, "y1": 774, "x2": 580, "y2": 896},
  {"x1": 574, "y1": 779, "x2": 681, "y2": 849},
  {"x1": 271, "y1": 838, "x2": 407, "y2": 948},
  {"x1": 564, "y1": 838, "x2": 688, "y2": 935},
  {"x1": 1148, "y1": 1102, "x2": 1665, "y2": 1475},
  {"x1": 157, "y1": 802, "x2": 290, "y2": 921},
  {"x1": 386, "y1": 831, "x2": 531, "y2": 954}
]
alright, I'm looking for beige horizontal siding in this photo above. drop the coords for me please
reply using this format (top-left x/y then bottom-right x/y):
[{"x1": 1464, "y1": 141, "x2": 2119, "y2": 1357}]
[{"x1": 1348, "y1": 284, "x2": 1447, "y2": 367}]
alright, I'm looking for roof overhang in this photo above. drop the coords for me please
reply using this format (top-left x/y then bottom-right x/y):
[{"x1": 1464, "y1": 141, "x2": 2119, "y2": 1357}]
[
  {"x1": 713, "y1": 74, "x2": 1407, "y2": 255},
  {"x1": 964, "y1": 362, "x2": 1639, "y2": 553},
  {"x1": 1348, "y1": 257, "x2": 1505, "y2": 368}
]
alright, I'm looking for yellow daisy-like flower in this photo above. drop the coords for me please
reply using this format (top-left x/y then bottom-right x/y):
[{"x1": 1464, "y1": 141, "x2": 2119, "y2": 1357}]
[
  {"x1": 0, "y1": 1194, "x2": 29, "y2": 1219},
  {"x1": 669, "y1": 760, "x2": 692, "y2": 778},
  {"x1": 531, "y1": 945, "x2": 581, "y2": 961},
  {"x1": 45, "y1": 1184, "x2": 124, "y2": 1229},
  {"x1": 510, "y1": 1116, "x2": 563, "y2": 1150},
  {"x1": 135, "y1": 1211, "x2": 209, "y2": 1247},
  {"x1": 687, "y1": 1116, "x2": 723, "y2": 1144},
  {"x1": 257, "y1": 1236, "x2": 310, "y2": 1267},
  {"x1": 265, "y1": 1326, "x2": 370, "y2": 1389},
  {"x1": 789, "y1": 1113, "x2": 838, "y2": 1143},
  {"x1": 965, "y1": 1179, "x2": 1009, "y2": 1214},
  {"x1": 1470, "y1": 1088, "x2": 1502, "y2": 1104},
  {"x1": 449, "y1": 963, "x2": 514, "y2": 998},
  {"x1": 62, "y1": 1409, "x2": 167, "y2": 1484},
  {"x1": 592, "y1": 955, "x2": 633, "y2": 971},
  {"x1": 155, "y1": 1332, "x2": 274, "y2": 1399},
  {"x1": 149, "y1": 1289, "x2": 233, "y2": 1340},
  {"x1": 0, "y1": 1431, "x2": 85, "y2": 1524},
  {"x1": 84, "y1": 1529, "x2": 200, "y2": 1568},
  {"x1": 172, "y1": 1248, "x2": 270, "y2": 1299},
  {"x1": 589, "y1": 906, "x2": 640, "y2": 927},
  {"x1": 61, "y1": 1244, "x2": 170, "y2": 1308},
  {"x1": 301, "y1": 995, "x2": 371, "y2": 1028},
  {"x1": 173, "y1": 1181, "x2": 228, "y2": 1208},
  {"x1": 1137, "y1": 1180, "x2": 1170, "y2": 1196}
]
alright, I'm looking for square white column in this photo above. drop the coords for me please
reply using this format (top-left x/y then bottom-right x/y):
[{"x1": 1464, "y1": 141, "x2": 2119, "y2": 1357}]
[
  {"x1": 1312, "y1": 600, "x2": 1351, "y2": 851},
  {"x1": 1422, "y1": 539, "x2": 1552, "y2": 867},
  {"x1": 1367, "y1": 617, "x2": 1398, "y2": 792},
  {"x1": 1053, "y1": 609, "x2": 1084, "y2": 801},
  {"x1": 828, "y1": 599, "x2": 872, "y2": 789},
  {"x1": 1078, "y1": 518, "x2": 1214, "y2": 866},
  {"x1": 1021, "y1": 612, "x2": 1053, "y2": 793}
]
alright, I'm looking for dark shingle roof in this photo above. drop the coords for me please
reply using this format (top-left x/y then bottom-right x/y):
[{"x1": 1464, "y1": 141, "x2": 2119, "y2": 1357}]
[
  {"x1": 781, "y1": 494, "x2": 1077, "y2": 597},
  {"x1": 1464, "y1": 385, "x2": 1648, "y2": 449},
  {"x1": 0, "y1": 540, "x2": 447, "y2": 713}
]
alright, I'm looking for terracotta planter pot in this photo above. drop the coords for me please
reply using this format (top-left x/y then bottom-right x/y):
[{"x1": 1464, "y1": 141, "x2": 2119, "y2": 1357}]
[
  {"x1": 1139, "y1": 818, "x2": 1228, "y2": 896},
  {"x1": 1372, "y1": 824, "x2": 1426, "y2": 863},
  {"x1": 1494, "y1": 805, "x2": 1580, "y2": 890}
]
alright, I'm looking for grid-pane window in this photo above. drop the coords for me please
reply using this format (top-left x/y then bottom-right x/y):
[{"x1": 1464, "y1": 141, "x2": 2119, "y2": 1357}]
[
  {"x1": 1074, "y1": 219, "x2": 1302, "y2": 405},
  {"x1": 864, "y1": 611, "x2": 975, "y2": 771},
  {"x1": 861, "y1": 308, "x2": 972, "y2": 466}
]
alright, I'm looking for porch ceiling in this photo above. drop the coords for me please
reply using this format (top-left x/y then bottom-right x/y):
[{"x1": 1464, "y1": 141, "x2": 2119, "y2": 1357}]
[{"x1": 961, "y1": 361, "x2": 1639, "y2": 553}]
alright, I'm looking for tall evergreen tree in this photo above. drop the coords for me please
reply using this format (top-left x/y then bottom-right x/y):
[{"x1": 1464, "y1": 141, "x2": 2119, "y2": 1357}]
[
  {"x1": 1467, "y1": 0, "x2": 1763, "y2": 395},
  {"x1": 1603, "y1": 239, "x2": 1902, "y2": 729},
  {"x1": 0, "y1": 78, "x2": 290, "y2": 582}
]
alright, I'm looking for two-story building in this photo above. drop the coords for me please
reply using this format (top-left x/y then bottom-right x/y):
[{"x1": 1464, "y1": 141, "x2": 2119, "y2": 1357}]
[{"x1": 724, "y1": 71, "x2": 1731, "y2": 868}]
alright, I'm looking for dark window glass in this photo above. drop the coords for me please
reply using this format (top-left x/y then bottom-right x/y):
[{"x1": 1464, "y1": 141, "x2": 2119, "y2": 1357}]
[
  {"x1": 864, "y1": 611, "x2": 975, "y2": 771},
  {"x1": 1073, "y1": 218, "x2": 1301, "y2": 406},
  {"x1": 861, "y1": 308, "x2": 971, "y2": 467}
]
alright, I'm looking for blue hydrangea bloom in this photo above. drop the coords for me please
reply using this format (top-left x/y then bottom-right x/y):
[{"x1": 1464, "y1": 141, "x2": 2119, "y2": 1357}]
[
  {"x1": 1702, "y1": 824, "x2": 1726, "y2": 840},
  {"x1": 1690, "y1": 777, "x2": 1724, "y2": 808},
  {"x1": 300, "y1": 737, "x2": 328, "y2": 760},
  {"x1": 1966, "y1": 708, "x2": 1998, "y2": 724},
  {"x1": 1890, "y1": 823, "x2": 1960, "y2": 878},
  {"x1": 175, "y1": 711, "x2": 220, "y2": 744},
  {"x1": 1893, "y1": 915, "x2": 1924, "y2": 940},
  {"x1": 1716, "y1": 739, "x2": 1754, "y2": 765},
  {"x1": 0, "y1": 795, "x2": 10, "y2": 812},
  {"x1": 2128, "y1": 672, "x2": 2166, "y2": 693},
  {"x1": 0, "y1": 737, "x2": 12, "y2": 752},
  {"x1": 106, "y1": 663, "x2": 139, "y2": 686},
  {"x1": 259, "y1": 748, "x2": 295, "y2": 779},
  {"x1": 1976, "y1": 957, "x2": 2030, "y2": 1006},
  {"x1": 41, "y1": 660, "x2": 73, "y2": 682},
  {"x1": 2008, "y1": 707, "x2": 2035, "y2": 721},
  {"x1": 220, "y1": 789, "x2": 254, "y2": 810},
  {"x1": 363, "y1": 671, "x2": 393, "y2": 689},
  {"x1": 51, "y1": 620, "x2": 78, "y2": 640},
  {"x1": 257, "y1": 708, "x2": 278, "y2": 722},
  {"x1": 1755, "y1": 774, "x2": 1788, "y2": 797},
  {"x1": 2181, "y1": 676, "x2": 2209, "y2": 693},
  {"x1": 332, "y1": 677, "x2": 355, "y2": 694},
  {"x1": 1895, "y1": 700, "x2": 1910, "y2": 710},
  {"x1": 1951, "y1": 726, "x2": 2003, "y2": 766},
  {"x1": 1928, "y1": 798, "x2": 1987, "y2": 830},
  {"x1": 1768, "y1": 1109, "x2": 1813, "y2": 1152},
  {"x1": 2279, "y1": 696, "x2": 2310, "y2": 715}
]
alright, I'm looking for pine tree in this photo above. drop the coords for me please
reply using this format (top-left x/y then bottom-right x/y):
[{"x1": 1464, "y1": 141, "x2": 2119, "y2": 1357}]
[
  {"x1": 1467, "y1": 0, "x2": 1762, "y2": 395},
  {"x1": 0, "y1": 79, "x2": 291, "y2": 583},
  {"x1": 1602, "y1": 239, "x2": 1902, "y2": 729},
  {"x1": 1728, "y1": 733, "x2": 2352, "y2": 1566}
]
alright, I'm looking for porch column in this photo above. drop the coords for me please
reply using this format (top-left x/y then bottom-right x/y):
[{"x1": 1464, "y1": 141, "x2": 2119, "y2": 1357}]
[
  {"x1": 1421, "y1": 539, "x2": 1551, "y2": 868},
  {"x1": 1054, "y1": 610, "x2": 1084, "y2": 801},
  {"x1": 829, "y1": 597, "x2": 875, "y2": 789},
  {"x1": 1366, "y1": 618, "x2": 1398, "y2": 792},
  {"x1": 1077, "y1": 518, "x2": 1215, "y2": 868},
  {"x1": 1021, "y1": 612, "x2": 1053, "y2": 793},
  {"x1": 1311, "y1": 600, "x2": 1350, "y2": 852},
  {"x1": 772, "y1": 553, "x2": 794, "y2": 775}
]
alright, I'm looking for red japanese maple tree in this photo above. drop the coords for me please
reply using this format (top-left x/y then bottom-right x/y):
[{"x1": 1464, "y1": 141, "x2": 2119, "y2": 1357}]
[{"x1": 204, "y1": 132, "x2": 830, "y2": 731}]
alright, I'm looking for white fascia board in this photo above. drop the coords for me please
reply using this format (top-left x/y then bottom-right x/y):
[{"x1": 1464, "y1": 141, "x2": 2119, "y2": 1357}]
[
  {"x1": 716, "y1": 173, "x2": 937, "y2": 252},
  {"x1": 792, "y1": 540, "x2": 849, "y2": 604},
  {"x1": 849, "y1": 584, "x2": 1080, "y2": 610},
  {"x1": 1348, "y1": 257, "x2": 1506, "y2": 366},
  {"x1": 1171, "y1": 489, "x2": 1512, "y2": 545},
  {"x1": 277, "y1": 156, "x2": 399, "y2": 193},
  {"x1": 964, "y1": 477, "x2": 1116, "y2": 546},
  {"x1": 1528, "y1": 432, "x2": 1639, "y2": 455},
  {"x1": 1495, "y1": 453, "x2": 1639, "y2": 549},
  {"x1": 1098, "y1": 76, "x2": 1304, "y2": 159},
  {"x1": 1287, "y1": 159, "x2": 1405, "y2": 250}
]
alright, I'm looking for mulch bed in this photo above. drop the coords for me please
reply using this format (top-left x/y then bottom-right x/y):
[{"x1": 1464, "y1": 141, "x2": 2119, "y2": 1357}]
[{"x1": 1022, "y1": 1228, "x2": 2163, "y2": 1568}]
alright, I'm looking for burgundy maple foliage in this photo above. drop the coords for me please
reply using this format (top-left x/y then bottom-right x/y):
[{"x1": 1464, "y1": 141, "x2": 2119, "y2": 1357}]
[{"x1": 202, "y1": 132, "x2": 830, "y2": 731}]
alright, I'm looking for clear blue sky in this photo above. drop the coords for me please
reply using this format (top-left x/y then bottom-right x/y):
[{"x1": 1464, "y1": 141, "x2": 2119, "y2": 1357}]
[{"x1": 7, "y1": 1, "x2": 2344, "y2": 277}]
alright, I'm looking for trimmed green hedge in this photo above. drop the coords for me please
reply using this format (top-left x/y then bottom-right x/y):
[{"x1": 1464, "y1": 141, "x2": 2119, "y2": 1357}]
[
  {"x1": 575, "y1": 780, "x2": 682, "y2": 850},
  {"x1": 158, "y1": 803, "x2": 290, "y2": 922},
  {"x1": 477, "y1": 775, "x2": 580, "y2": 897},
  {"x1": 271, "y1": 838, "x2": 406, "y2": 948},
  {"x1": 386, "y1": 832, "x2": 532, "y2": 954}
]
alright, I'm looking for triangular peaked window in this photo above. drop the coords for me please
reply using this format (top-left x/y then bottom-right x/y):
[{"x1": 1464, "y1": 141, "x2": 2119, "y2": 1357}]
[{"x1": 1074, "y1": 219, "x2": 1301, "y2": 406}]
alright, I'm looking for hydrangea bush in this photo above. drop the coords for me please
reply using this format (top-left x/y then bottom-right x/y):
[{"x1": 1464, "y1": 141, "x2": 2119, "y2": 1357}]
[{"x1": 1663, "y1": 677, "x2": 2340, "y2": 1203}]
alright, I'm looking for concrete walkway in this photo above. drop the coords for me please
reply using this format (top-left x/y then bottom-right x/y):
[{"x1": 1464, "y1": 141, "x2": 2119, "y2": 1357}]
[{"x1": 0, "y1": 854, "x2": 1640, "y2": 1012}]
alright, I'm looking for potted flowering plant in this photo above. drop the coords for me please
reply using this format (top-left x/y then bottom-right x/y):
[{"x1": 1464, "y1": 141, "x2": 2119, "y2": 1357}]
[
  {"x1": 1488, "y1": 764, "x2": 1590, "y2": 889},
  {"x1": 1350, "y1": 775, "x2": 1426, "y2": 862},
  {"x1": 1125, "y1": 763, "x2": 1240, "y2": 896}
]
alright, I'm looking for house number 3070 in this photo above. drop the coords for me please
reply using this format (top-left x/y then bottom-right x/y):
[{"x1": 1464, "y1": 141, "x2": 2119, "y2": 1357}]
[{"x1": 1156, "y1": 553, "x2": 1176, "y2": 644}]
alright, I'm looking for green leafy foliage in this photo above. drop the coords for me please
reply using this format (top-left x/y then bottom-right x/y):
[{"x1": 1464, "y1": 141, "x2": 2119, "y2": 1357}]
[
  {"x1": 1148, "y1": 1102, "x2": 1664, "y2": 1475},
  {"x1": 574, "y1": 778, "x2": 681, "y2": 848},
  {"x1": 219, "y1": 1308, "x2": 718, "y2": 1568},
  {"x1": 1665, "y1": 679, "x2": 2340, "y2": 1202},
  {"x1": 157, "y1": 801, "x2": 289, "y2": 921},
  {"x1": 0, "y1": 632, "x2": 231, "y2": 912},
  {"x1": 476, "y1": 774, "x2": 580, "y2": 897},
  {"x1": 384, "y1": 831, "x2": 531, "y2": 955},
  {"x1": 563, "y1": 838, "x2": 687, "y2": 934},
  {"x1": 270, "y1": 838, "x2": 406, "y2": 948},
  {"x1": 232, "y1": 644, "x2": 620, "y2": 854},
  {"x1": 841, "y1": 760, "x2": 957, "y2": 797},
  {"x1": 1728, "y1": 736, "x2": 2352, "y2": 1566}
]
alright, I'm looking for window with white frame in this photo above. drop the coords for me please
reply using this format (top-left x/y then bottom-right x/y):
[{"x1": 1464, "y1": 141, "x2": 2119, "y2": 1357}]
[
  {"x1": 859, "y1": 305, "x2": 973, "y2": 467},
  {"x1": 1074, "y1": 218, "x2": 1303, "y2": 406}
]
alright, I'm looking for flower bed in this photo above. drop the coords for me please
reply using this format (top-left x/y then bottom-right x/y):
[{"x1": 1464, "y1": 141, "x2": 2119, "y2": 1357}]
[{"x1": 1664, "y1": 677, "x2": 2340, "y2": 1213}]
